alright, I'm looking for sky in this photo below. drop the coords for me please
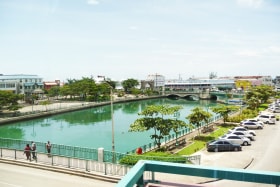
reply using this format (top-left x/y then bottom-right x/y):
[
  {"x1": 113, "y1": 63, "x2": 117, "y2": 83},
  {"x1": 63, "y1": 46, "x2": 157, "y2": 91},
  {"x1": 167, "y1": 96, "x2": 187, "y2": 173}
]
[{"x1": 1, "y1": 0, "x2": 280, "y2": 82}]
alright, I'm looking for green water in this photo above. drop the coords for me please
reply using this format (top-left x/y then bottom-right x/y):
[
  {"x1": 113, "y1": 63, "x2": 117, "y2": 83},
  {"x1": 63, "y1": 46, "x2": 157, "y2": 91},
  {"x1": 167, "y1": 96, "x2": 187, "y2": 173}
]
[{"x1": 0, "y1": 98, "x2": 218, "y2": 153}]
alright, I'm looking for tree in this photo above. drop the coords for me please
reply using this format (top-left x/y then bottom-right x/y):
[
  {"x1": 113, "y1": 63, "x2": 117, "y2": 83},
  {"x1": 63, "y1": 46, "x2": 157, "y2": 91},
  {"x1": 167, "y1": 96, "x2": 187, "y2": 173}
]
[
  {"x1": 47, "y1": 86, "x2": 60, "y2": 99},
  {"x1": 0, "y1": 91, "x2": 23, "y2": 112},
  {"x1": 61, "y1": 77, "x2": 98, "y2": 101},
  {"x1": 122, "y1": 79, "x2": 139, "y2": 93},
  {"x1": 245, "y1": 85, "x2": 274, "y2": 109},
  {"x1": 211, "y1": 104, "x2": 239, "y2": 124},
  {"x1": 186, "y1": 107, "x2": 212, "y2": 136},
  {"x1": 129, "y1": 105, "x2": 187, "y2": 149}
]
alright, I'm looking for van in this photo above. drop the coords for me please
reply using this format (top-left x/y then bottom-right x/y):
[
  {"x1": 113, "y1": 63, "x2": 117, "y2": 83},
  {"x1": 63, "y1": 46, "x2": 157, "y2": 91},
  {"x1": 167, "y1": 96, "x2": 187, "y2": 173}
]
[{"x1": 257, "y1": 114, "x2": 276, "y2": 124}]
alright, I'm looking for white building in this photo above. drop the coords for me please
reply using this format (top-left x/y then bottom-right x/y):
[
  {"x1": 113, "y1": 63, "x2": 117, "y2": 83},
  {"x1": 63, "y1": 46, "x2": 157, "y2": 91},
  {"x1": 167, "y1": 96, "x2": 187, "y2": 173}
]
[
  {"x1": 0, "y1": 74, "x2": 44, "y2": 95},
  {"x1": 146, "y1": 74, "x2": 165, "y2": 88}
]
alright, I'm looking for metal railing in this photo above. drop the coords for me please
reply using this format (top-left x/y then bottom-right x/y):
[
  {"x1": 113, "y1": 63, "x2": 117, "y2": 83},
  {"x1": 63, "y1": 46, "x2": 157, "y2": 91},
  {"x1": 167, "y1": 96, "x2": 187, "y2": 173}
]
[
  {"x1": 0, "y1": 147, "x2": 131, "y2": 177},
  {"x1": 0, "y1": 138, "x2": 126, "y2": 163},
  {"x1": 116, "y1": 160, "x2": 280, "y2": 187}
]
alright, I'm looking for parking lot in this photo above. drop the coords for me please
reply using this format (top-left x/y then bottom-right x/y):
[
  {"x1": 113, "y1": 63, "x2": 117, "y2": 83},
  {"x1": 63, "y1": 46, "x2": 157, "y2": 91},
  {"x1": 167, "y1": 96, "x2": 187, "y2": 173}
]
[{"x1": 155, "y1": 112, "x2": 280, "y2": 185}]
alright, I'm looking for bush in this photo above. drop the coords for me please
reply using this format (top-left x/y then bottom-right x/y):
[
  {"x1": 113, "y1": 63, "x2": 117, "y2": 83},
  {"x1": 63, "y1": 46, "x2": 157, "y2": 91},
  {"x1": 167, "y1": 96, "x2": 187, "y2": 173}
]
[
  {"x1": 259, "y1": 104, "x2": 268, "y2": 111},
  {"x1": 119, "y1": 153, "x2": 186, "y2": 165},
  {"x1": 228, "y1": 109, "x2": 259, "y2": 123}
]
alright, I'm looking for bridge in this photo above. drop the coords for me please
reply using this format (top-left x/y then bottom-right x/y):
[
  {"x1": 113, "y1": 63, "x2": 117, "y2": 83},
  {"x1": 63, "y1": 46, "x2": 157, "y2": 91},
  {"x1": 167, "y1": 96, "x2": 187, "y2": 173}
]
[{"x1": 164, "y1": 90, "x2": 244, "y2": 101}]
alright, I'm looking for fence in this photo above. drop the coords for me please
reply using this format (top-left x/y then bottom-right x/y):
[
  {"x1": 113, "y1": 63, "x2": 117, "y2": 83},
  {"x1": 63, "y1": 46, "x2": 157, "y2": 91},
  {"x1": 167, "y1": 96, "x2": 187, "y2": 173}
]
[
  {"x1": 0, "y1": 147, "x2": 131, "y2": 177},
  {"x1": 0, "y1": 138, "x2": 126, "y2": 163}
]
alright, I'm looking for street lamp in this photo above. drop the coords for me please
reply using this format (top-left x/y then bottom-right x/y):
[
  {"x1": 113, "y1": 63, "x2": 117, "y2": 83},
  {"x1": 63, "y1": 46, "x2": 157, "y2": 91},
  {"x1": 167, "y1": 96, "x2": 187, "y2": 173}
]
[
  {"x1": 105, "y1": 82, "x2": 115, "y2": 163},
  {"x1": 110, "y1": 87, "x2": 115, "y2": 154}
]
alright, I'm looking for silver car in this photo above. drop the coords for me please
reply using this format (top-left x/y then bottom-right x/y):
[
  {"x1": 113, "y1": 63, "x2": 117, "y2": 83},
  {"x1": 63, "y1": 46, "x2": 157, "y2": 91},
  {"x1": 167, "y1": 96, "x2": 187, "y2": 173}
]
[
  {"x1": 240, "y1": 119, "x2": 264, "y2": 127},
  {"x1": 229, "y1": 131, "x2": 255, "y2": 141},
  {"x1": 228, "y1": 127, "x2": 256, "y2": 136},
  {"x1": 219, "y1": 134, "x2": 251, "y2": 146},
  {"x1": 240, "y1": 121, "x2": 263, "y2": 129}
]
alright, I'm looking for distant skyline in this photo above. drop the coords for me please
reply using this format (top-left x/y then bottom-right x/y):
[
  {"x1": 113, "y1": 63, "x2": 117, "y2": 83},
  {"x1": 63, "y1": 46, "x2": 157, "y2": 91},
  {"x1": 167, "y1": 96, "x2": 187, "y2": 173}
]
[{"x1": 1, "y1": 0, "x2": 280, "y2": 81}]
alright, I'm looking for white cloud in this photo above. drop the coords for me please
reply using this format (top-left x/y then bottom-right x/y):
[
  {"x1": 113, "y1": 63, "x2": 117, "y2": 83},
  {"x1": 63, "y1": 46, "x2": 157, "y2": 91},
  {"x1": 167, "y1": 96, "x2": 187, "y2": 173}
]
[
  {"x1": 236, "y1": 0, "x2": 264, "y2": 8},
  {"x1": 87, "y1": 0, "x2": 99, "y2": 5}
]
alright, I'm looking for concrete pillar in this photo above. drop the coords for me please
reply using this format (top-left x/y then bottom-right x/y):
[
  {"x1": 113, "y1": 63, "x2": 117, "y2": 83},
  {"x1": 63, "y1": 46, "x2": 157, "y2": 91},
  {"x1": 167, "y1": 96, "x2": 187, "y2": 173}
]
[{"x1": 98, "y1": 147, "x2": 104, "y2": 162}]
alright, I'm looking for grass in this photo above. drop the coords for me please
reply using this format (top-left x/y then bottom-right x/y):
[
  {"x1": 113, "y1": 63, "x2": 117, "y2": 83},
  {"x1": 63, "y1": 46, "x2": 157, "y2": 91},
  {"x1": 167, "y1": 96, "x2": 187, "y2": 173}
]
[{"x1": 177, "y1": 125, "x2": 235, "y2": 156}]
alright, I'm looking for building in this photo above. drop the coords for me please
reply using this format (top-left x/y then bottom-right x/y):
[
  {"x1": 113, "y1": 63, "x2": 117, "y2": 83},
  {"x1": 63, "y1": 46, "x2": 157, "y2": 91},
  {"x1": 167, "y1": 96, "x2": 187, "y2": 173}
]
[
  {"x1": 141, "y1": 74, "x2": 165, "y2": 91},
  {"x1": 44, "y1": 80, "x2": 61, "y2": 90},
  {"x1": 164, "y1": 77, "x2": 235, "y2": 91},
  {"x1": 0, "y1": 74, "x2": 44, "y2": 95},
  {"x1": 234, "y1": 76, "x2": 273, "y2": 90}
]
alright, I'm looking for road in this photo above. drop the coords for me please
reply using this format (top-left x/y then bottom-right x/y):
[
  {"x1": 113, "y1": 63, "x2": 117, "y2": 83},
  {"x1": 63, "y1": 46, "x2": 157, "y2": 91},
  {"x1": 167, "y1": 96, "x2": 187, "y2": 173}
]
[{"x1": 0, "y1": 163, "x2": 116, "y2": 187}]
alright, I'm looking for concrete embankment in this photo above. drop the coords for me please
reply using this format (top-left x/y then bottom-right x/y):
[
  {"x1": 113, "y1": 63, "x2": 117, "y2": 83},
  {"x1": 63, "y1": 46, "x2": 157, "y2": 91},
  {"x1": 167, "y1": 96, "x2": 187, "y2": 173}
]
[{"x1": 0, "y1": 95, "x2": 164, "y2": 125}]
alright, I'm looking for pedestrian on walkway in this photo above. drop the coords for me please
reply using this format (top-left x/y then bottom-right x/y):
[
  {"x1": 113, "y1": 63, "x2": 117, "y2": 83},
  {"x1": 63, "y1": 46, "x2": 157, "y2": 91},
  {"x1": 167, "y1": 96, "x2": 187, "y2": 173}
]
[
  {"x1": 31, "y1": 141, "x2": 37, "y2": 160},
  {"x1": 46, "y1": 141, "x2": 51, "y2": 157},
  {"x1": 23, "y1": 144, "x2": 31, "y2": 161}
]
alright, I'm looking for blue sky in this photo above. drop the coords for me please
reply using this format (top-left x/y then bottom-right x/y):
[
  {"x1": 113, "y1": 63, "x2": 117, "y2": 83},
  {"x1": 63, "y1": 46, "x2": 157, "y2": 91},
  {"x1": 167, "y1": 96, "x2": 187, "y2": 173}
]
[{"x1": 1, "y1": 0, "x2": 280, "y2": 82}]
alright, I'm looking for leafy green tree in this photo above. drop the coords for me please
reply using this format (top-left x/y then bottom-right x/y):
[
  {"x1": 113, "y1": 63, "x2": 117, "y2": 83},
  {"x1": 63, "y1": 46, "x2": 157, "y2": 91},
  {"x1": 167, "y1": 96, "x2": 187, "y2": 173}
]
[
  {"x1": 61, "y1": 77, "x2": 98, "y2": 100},
  {"x1": 186, "y1": 107, "x2": 212, "y2": 136},
  {"x1": 211, "y1": 104, "x2": 239, "y2": 124},
  {"x1": 47, "y1": 86, "x2": 60, "y2": 99},
  {"x1": 122, "y1": 79, "x2": 139, "y2": 93},
  {"x1": 245, "y1": 85, "x2": 274, "y2": 109},
  {"x1": 0, "y1": 91, "x2": 23, "y2": 111},
  {"x1": 59, "y1": 85, "x2": 73, "y2": 99},
  {"x1": 129, "y1": 105, "x2": 187, "y2": 149}
]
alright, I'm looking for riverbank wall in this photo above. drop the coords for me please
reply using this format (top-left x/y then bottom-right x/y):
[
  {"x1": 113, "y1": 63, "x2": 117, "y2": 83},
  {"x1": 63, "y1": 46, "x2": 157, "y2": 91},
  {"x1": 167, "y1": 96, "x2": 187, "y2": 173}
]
[{"x1": 0, "y1": 95, "x2": 165, "y2": 125}]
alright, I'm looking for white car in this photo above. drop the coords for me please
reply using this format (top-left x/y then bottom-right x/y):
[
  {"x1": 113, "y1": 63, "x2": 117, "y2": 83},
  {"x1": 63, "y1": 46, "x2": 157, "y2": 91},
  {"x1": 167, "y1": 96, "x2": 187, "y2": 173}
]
[
  {"x1": 240, "y1": 119, "x2": 264, "y2": 127},
  {"x1": 228, "y1": 127, "x2": 256, "y2": 136},
  {"x1": 229, "y1": 131, "x2": 255, "y2": 141},
  {"x1": 240, "y1": 121, "x2": 263, "y2": 129},
  {"x1": 257, "y1": 113, "x2": 276, "y2": 124},
  {"x1": 269, "y1": 107, "x2": 280, "y2": 113},
  {"x1": 219, "y1": 134, "x2": 251, "y2": 146}
]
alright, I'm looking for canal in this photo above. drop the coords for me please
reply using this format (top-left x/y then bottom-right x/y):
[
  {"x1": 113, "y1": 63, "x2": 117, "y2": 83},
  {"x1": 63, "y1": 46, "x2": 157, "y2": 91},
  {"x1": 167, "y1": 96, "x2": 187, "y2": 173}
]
[{"x1": 0, "y1": 98, "x2": 219, "y2": 153}]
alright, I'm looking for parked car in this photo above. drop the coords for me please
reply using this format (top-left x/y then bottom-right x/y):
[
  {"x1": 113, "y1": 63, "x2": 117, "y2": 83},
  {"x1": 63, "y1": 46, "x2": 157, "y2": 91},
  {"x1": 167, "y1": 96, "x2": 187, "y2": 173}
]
[
  {"x1": 240, "y1": 119, "x2": 264, "y2": 127},
  {"x1": 257, "y1": 113, "x2": 276, "y2": 124},
  {"x1": 240, "y1": 121, "x2": 263, "y2": 129},
  {"x1": 269, "y1": 107, "x2": 280, "y2": 113},
  {"x1": 228, "y1": 127, "x2": 256, "y2": 136},
  {"x1": 229, "y1": 131, "x2": 255, "y2": 141},
  {"x1": 206, "y1": 140, "x2": 242, "y2": 152},
  {"x1": 219, "y1": 134, "x2": 251, "y2": 146}
]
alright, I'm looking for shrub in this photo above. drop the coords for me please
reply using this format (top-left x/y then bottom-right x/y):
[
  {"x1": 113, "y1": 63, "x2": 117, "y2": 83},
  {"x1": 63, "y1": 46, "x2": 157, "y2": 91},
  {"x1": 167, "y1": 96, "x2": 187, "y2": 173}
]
[{"x1": 119, "y1": 153, "x2": 186, "y2": 165}]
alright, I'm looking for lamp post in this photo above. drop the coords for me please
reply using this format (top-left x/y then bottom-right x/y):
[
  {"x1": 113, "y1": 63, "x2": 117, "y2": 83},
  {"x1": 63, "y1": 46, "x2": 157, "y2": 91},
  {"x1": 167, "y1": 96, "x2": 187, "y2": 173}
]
[
  {"x1": 110, "y1": 87, "x2": 115, "y2": 154},
  {"x1": 104, "y1": 80, "x2": 115, "y2": 162}
]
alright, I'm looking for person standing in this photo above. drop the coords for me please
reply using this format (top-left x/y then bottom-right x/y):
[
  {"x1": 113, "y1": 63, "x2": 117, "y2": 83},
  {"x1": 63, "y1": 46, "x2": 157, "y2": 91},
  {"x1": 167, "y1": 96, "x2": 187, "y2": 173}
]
[
  {"x1": 23, "y1": 144, "x2": 31, "y2": 161},
  {"x1": 46, "y1": 141, "x2": 51, "y2": 157},
  {"x1": 31, "y1": 141, "x2": 36, "y2": 160}
]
